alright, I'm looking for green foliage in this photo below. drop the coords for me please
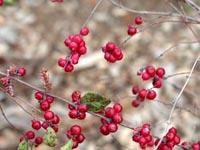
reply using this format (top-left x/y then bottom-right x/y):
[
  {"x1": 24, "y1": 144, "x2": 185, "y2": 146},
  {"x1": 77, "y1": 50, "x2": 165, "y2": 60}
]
[
  {"x1": 43, "y1": 127, "x2": 57, "y2": 147},
  {"x1": 4, "y1": 0, "x2": 15, "y2": 6},
  {"x1": 17, "y1": 140, "x2": 28, "y2": 150},
  {"x1": 60, "y1": 139, "x2": 73, "y2": 150},
  {"x1": 81, "y1": 92, "x2": 110, "y2": 112}
]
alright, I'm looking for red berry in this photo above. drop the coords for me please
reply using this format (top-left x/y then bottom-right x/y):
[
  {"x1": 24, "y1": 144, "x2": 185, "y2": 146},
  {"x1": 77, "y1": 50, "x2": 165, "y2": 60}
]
[
  {"x1": 77, "y1": 112, "x2": 86, "y2": 120},
  {"x1": 105, "y1": 107, "x2": 116, "y2": 118},
  {"x1": 139, "y1": 137, "x2": 146, "y2": 145},
  {"x1": 107, "y1": 122, "x2": 118, "y2": 133},
  {"x1": 132, "y1": 99, "x2": 140, "y2": 107},
  {"x1": 72, "y1": 34, "x2": 83, "y2": 44},
  {"x1": 78, "y1": 46, "x2": 87, "y2": 55},
  {"x1": 69, "y1": 109, "x2": 78, "y2": 119},
  {"x1": 0, "y1": 0, "x2": 4, "y2": 6},
  {"x1": 169, "y1": 127, "x2": 177, "y2": 135},
  {"x1": 113, "y1": 103, "x2": 123, "y2": 113},
  {"x1": 44, "y1": 110, "x2": 55, "y2": 120},
  {"x1": 71, "y1": 53, "x2": 80, "y2": 64},
  {"x1": 141, "y1": 127, "x2": 150, "y2": 137},
  {"x1": 31, "y1": 119, "x2": 41, "y2": 130},
  {"x1": 156, "y1": 67, "x2": 165, "y2": 78},
  {"x1": 166, "y1": 132, "x2": 175, "y2": 141},
  {"x1": 135, "y1": 16, "x2": 143, "y2": 25},
  {"x1": 52, "y1": 114, "x2": 60, "y2": 124},
  {"x1": 46, "y1": 95, "x2": 54, "y2": 104},
  {"x1": 52, "y1": 125, "x2": 59, "y2": 132},
  {"x1": 64, "y1": 63, "x2": 74, "y2": 72},
  {"x1": 100, "y1": 125, "x2": 109, "y2": 135},
  {"x1": 132, "y1": 134, "x2": 141, "y2": 142},
  {"x1": 72, "y1": 140, "x2": 79, "y2": 149},
  {"x1": 35, "y1": 136, "x2": 43, "y2": 145},
  {"x1": 71, "y1": 91, "x2": 81, "y2": 104},
  {"x1": 167, "y1": 141, "x2": 175, "y2": 148},
  {"x1": 192, "y1": 144, "x2": 200, "y2": 150},
  {"x1": 127, "y1": 24, "x2": 137, "y2": 36},
  {"x1": 146, "y1": 90, "x2": 157, "y2": 100},
  {"x1": 34, "y1": 91, "x2": 44, "y2": 101},
  {"x1": 42, "y1": 121, "x2": 49, "y2": 129},
  {"x1": 141, "y1": 72, "x2": 151, "y2": 80},
  {"x1": 132, "y1": 86, "x2": 139, "y2": 94},
  {"x1": 58, "y1": 58, "x2": 66, "y2": 67},
  {"x1": 80, "y1": 26, "x2": 89, "y2": 36},
  {"x1": 174, "y1": 135, "x2": 180, "y2": 144},
  {"x1": 146, "y1": 66, "x2": 156, "y2": 77},
  {"x1": 138, "y1": 89, "x2": 147, "y2": 100},
  {"x1": 106, "y1": 42, "x2": 116, "y2": 51},
  {"x1": 153, "y1": 77, "x2": 162, "y2": 88},
  {"x1": 76, "y1": 134, "x2": 85, "y2": 143},
  {"x1": 17, "y1": 67, "x2": 27, "y2": 76},
  {"x1": 25, "y1": 130, "x2": 35, "y2": 139},
  {"x1": 112, "y1": 113, "x2": 123, "y2": 124},
  {"x1": 40, "y1": 101, "x2": 50, "y2": 111},
  {"x1": 19, "y1": 136, "x2": 25, "y2": 142},
  {"x1": 70, "y1": 125, "x2": 82, "y2": 136},
  {"x1": 77, "y1": 104, "x2": 89, "y2": 113}
]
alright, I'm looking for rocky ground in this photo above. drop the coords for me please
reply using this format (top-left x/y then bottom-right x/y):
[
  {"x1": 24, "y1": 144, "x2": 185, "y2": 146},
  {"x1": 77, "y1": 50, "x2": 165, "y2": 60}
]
[{"x1": 0, "y1": 0, "x2": 200, "y2": 150}]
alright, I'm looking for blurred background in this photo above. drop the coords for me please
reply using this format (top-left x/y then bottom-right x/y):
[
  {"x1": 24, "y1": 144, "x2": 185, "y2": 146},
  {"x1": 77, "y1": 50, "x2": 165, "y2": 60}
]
[{"x1": 0, "y1": 0, "x2": 200, "y2": 149}]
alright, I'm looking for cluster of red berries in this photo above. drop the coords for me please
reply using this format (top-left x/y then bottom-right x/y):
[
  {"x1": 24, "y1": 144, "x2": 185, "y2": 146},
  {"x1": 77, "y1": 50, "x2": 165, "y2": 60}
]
[
  {"x1": 34, "y1": 91, "x2": 60, "y2": 132},
  {"x1": 0, "y1": 0, "x2": 3, "y2": 6},
  {"x1": 138, "y1": 66, "x2": 165, "y2": 88},
  {"x1": 42, "y1": 110, "x2": 60, "y2": 132},
  {"x1": 99, "y1": 103, "x2": 123, "y2": 135},
  {"x1": 127, "y1": 16, "x2": 143, "y2": 36},
  {"x1": 181, "y1": 141, "x2": 200, "y2": 150},
  {"x1": 58, "y1": 27, "x2": 89, "y2": 72},
  {"x1": 66, "y1": 125, "x2": 85, "y2": 149},
  {"x1": 19, "y1": 91, "x2": 60, "y2": 147},
  {"x1": 132, "y1": 124, "x2": 154, "y2": 149},
  {"x1": 51, "y1": 0, "x2": 63, "y2": 2},
  {"x1": 68, "y1": 91, "x2": 89, "y2": 120},
  {"x1": 102, "y1": 42, "x2": 123, "y2": 63},
  {"x1": 155, "y1": 127, "x2": 180, "y2": 150},
  {"x1": 8, "y1": 66, "x2": 27, "y2": 77},
  {"x1": 131, "y1": 85, "x2": 157, "y2": 107},
  {"x1": 131, "y1": 66, "x2": 165, "y2": 107},
  {"x1": 19, "y1": 130, "x2": 43, "y2": 147},
  {"x1": 34, "y1": 91, "x2": 54, "y2": 111}
]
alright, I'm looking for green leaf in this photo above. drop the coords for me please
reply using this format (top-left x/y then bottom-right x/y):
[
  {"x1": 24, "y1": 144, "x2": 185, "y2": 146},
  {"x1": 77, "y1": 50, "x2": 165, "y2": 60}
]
[
  {"x1": 81, "y1": 92, "x2": 110, "y2": 112},
  {"x1": 60, "y1": 139, "x2": 73, "y2": 150},
  {"x1": 43, "y1": 127, "x2": 57, "y2": 147},
  {"x1": 4, "y1": 0, "x2": 15, "y2": 6},
  {"x1": 17, "y1": 140, "x2": 29, "y2": 150}
]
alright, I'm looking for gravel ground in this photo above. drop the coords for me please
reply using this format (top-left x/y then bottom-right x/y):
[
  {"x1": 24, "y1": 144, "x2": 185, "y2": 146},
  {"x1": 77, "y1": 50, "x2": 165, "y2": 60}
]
[{"x1": 0, "y1": 0, "x2": 200, "y2": 150}]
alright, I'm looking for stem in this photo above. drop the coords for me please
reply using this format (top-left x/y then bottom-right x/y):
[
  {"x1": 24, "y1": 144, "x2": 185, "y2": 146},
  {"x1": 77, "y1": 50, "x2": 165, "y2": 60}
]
[{"x1": 81, "y1": 0, "x2": 104, "y2": 29}]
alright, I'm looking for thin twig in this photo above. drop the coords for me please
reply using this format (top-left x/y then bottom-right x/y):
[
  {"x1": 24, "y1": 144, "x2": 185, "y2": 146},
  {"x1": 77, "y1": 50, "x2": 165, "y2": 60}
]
[
  {"x1": 109, "y1": 0, "x2": 200, "y2": 24},
  {"x1": 185, "y1": 0, "x2": 200, "y2": 14},
  {"x1": 0, "y1": 104, "x2": 18, "y2": 130},
  {"x1": 81, "y1": 0, "x2": 104, "y2": 29}
]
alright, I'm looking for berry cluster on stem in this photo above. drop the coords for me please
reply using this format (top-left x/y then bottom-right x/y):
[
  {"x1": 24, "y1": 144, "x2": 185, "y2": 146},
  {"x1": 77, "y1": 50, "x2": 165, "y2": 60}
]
[
  {"x1": 68, "y1": 91, "x2": 89, "y2": 120},
  {"x1": 132, "y1": 124, "x2": 154, "y2": 149},
  {"x1": 58, "y1": 27, "x2": 89, "y2": 72},
  {"x1": 102, "y1": 42, "x2": 123, "y2": 63},
  {"x1": 99, "y1": 103, "x2": 123, "y2": 135},
  {"x1": 132, "y1": 66, "x2": 165, "y2": 107},
  {"x1": 66, "y1": 124, "x2": 85, "y2": 149},
  {"x1": 155, "y1": 127, "x2": 180, "y2": 150}
]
